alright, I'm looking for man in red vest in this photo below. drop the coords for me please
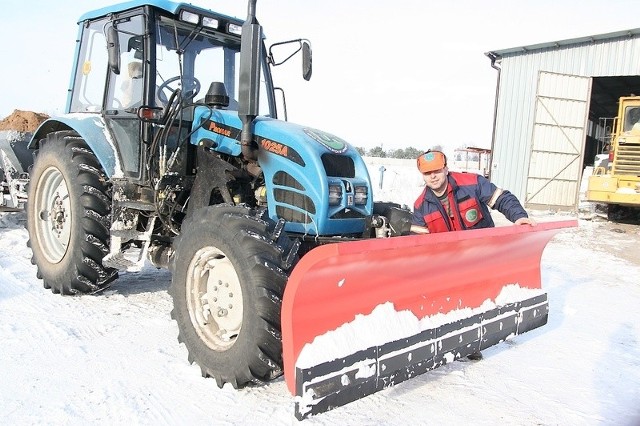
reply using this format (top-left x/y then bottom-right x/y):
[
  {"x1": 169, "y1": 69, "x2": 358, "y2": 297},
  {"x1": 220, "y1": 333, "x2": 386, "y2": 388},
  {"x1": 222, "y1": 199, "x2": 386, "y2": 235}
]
[{"x1": 411, "y1": 150, "x2": 536, "y2": 234}]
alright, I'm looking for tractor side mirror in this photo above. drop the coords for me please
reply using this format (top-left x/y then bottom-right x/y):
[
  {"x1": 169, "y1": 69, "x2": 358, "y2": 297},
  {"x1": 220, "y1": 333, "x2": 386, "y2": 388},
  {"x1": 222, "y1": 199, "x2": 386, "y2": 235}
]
[
  {"x1": 268, "y1": 38, "x2": 312, "y2": 81},
  {"x1": 107, "y1": 25, "x2": 121, "y2": 75},
  {"x1": 302, "y1": 41, "x2": 312, "y2": 81}
]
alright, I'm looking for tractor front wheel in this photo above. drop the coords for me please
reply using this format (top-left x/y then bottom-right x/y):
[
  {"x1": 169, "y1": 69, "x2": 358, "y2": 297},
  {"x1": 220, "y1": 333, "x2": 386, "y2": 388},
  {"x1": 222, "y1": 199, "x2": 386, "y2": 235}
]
[{"x1": 170, "y1": 205, "x2": 296, "y2": 388}]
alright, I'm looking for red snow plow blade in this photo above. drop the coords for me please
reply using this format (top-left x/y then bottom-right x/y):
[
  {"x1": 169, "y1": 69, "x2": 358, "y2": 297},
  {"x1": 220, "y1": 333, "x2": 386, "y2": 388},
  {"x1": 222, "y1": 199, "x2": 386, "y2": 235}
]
[{"x1": 281, "y1": 220, "x2": 576, "y2": 419}]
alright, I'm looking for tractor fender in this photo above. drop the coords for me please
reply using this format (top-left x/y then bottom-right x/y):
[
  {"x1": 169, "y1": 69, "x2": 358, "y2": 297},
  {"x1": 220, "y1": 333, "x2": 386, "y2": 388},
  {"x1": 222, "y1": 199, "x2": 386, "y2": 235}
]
[{"x1": 29, "y1": 114, "x2": 122, "y2": 178}]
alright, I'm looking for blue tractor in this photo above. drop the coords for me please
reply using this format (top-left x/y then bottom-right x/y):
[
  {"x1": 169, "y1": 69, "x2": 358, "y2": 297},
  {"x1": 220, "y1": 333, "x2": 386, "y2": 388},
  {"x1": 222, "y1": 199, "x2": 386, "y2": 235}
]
[
  {"x1": 25, "y1": 0, "x2": 407, "y2": 388},
  {"x1": 23, "y1": 3, "x2": 573, "y2": 417}
]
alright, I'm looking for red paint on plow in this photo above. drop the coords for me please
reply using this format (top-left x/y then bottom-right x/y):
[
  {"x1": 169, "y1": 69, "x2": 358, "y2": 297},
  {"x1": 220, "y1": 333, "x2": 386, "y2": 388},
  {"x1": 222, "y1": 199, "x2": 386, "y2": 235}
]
[{"x1": 281, "y1": 220, "x2": 577, "y2": 395}]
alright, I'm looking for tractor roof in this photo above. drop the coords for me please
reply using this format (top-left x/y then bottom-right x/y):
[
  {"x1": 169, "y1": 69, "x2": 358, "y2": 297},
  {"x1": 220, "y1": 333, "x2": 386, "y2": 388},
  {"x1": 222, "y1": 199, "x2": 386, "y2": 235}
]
[{"x1": 78, "y1": 0, "x2": 240, "y2": 24}]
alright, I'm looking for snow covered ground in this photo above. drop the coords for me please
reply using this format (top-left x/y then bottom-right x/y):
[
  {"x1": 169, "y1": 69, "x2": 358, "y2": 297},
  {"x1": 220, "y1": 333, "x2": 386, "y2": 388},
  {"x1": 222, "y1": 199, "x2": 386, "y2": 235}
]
[{"x1": 1, "y1": 161, "x2": 640, "y2": 425}]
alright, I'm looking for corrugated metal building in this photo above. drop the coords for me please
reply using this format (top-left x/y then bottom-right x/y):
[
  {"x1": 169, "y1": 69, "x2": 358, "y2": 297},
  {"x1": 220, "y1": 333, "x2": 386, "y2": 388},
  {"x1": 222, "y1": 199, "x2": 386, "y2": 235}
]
[{"x1": 486, "y1": 28, "x2": 640, "y2": 210}]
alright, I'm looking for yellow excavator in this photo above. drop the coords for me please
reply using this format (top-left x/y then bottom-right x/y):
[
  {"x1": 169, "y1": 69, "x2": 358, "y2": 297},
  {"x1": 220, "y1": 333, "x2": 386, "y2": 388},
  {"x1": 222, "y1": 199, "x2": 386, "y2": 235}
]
[{"x1": 587, "y1": 96, "x2": 640, "y2": 220}]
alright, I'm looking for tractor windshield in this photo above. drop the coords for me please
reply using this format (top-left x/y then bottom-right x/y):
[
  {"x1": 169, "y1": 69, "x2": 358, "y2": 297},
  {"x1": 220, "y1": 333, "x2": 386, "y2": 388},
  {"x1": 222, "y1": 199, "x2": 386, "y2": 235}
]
[{"x1": 153, "y1": 15, "x2": 273, "y2": 115}]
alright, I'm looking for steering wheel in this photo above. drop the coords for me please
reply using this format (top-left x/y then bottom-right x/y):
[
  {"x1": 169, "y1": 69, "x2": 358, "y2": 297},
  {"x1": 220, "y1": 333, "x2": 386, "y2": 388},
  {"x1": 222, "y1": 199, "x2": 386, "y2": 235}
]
[{"x1": 157, "y1": 76, "x2": 201, "y2": 104}]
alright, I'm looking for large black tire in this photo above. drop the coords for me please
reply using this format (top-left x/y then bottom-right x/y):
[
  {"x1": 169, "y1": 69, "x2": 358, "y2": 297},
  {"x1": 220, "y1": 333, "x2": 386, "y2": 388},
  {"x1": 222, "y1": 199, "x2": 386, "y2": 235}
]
[
  {"x1": 170, "y1": 205, "x2": 297, "y2": 388},
  {"x1": 26, "y1": 131, "x2": 117, "y2": 294},
  {"x1": 607, "y1": 204, "x2": 640, "y2": 223}
]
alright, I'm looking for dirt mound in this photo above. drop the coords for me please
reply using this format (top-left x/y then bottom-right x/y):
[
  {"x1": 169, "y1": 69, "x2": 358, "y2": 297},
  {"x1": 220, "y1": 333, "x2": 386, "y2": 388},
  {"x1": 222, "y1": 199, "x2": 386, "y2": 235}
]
[{"x1": 0, "y1": 110, "x2": 49, "y2": 132}]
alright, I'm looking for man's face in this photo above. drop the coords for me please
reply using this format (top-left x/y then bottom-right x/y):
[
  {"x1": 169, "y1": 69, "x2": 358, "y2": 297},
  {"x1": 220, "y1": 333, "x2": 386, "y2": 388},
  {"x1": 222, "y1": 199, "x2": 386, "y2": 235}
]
[{"x1": 422, "y1": 167, "x2": 448, "y2": 193}]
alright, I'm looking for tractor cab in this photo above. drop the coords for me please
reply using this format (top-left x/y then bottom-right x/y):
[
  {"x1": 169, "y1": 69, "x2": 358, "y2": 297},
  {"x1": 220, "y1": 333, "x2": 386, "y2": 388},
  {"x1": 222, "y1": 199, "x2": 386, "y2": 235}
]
[{"x1": 67, "y1": 2, "x2": 276, "y2": 179}]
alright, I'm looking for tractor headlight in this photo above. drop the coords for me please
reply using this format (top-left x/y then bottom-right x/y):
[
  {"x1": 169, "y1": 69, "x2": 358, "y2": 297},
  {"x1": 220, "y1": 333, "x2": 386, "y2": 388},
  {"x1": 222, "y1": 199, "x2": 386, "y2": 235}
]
[
  {"x1": 354, "y1": 186, "x2": 368, "y2": 205},
  {"x1": 180, "y1": 10, "x2": 200, "y2": 24},
  {"x1": 328, "y1": 184, "x2": 342, "y2": 206},
  {"x1": 228, "y1": 23, "x2": 242, "y2": 35},
  {"x1": 202, "y1": 17, "x2": 219, "y2": 29}
]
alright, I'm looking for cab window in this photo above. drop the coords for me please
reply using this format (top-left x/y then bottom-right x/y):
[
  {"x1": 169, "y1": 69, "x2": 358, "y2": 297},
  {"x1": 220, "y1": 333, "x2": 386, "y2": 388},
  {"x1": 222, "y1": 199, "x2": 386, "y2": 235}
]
[{"x1": 69, "y1": 18, "x2": 109, "y2": 112}]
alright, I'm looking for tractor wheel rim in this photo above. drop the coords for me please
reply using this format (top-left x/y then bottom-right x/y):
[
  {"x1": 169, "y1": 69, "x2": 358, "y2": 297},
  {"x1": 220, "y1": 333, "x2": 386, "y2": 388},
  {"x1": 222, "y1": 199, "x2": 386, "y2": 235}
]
[
  {"x1": 186, "y1": 246, "x2": 243, "y2": 351},
  {"x1": 35, "y1": 166, "x2": 71, "y2": 263}
]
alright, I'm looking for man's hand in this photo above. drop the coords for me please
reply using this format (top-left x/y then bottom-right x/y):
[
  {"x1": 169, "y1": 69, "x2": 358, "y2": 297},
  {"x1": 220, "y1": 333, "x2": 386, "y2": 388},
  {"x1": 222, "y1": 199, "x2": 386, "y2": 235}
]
[
  {"x1": 410, "y1": 225, "x2": 430, "y2": 234},
  {"x1": 514, "y1": 217, "x2": 537, "y2": 226}
]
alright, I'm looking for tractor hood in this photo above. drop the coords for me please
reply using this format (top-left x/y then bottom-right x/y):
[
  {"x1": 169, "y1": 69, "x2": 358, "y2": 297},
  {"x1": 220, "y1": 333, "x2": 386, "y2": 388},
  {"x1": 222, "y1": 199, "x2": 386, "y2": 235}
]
[
  {"x1": 190, "y1": 107, "x2": 373, "y2": 236},
  {"x1": 190, "y1": 108, "x2": 360, "y2": 160}
]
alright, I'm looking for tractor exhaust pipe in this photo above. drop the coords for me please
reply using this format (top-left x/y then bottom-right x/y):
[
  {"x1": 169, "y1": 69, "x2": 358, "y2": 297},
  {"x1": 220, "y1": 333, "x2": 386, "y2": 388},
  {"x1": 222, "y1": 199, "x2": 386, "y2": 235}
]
[{"x1": 238, "y1": 0, "x2": 261, "y2": 161}]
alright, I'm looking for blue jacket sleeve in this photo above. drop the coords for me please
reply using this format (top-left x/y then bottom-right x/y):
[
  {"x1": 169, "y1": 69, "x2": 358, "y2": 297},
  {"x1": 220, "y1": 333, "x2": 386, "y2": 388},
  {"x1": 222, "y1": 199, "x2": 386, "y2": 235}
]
[
  {"x1": 476, "y1": 175, "x2": 528, "y2": 222},
  {"x1": 493, "y1": 190, "x2": 528, "y2": 222}
]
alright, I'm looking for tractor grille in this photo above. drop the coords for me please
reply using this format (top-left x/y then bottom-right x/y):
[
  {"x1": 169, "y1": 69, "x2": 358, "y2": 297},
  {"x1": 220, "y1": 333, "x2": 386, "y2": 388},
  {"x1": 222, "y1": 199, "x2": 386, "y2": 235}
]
[
  {"x1": 274, "y1": 189, "x2": 316, "y2": 214},
  {"x1": 613, "y1": 142, "x2": 640, "y2": 176},
  {"x1": 272, "y1": 172, "x2": 315, "y2": 223},
  {"x1": 322, "y1": 154, "x2": 355, "y2": 178},
  {"x1": 273, "y1": 171, "x2": 305, "y2": 190},
  {"x1": 276, "y1": 205, "x2": 313, "y2": 224}
]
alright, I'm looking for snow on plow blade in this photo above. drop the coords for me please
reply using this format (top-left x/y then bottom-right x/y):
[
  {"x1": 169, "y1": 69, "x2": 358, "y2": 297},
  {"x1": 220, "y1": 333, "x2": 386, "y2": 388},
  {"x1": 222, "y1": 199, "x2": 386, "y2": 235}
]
[{"x1": 281, "y1": 220, "x2": 577, "y2": 419}]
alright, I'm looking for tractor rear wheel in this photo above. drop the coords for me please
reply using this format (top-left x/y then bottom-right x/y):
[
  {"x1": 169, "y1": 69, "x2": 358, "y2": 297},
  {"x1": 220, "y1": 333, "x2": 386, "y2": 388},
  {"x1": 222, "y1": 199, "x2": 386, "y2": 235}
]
[
  {"x1": 26, "y1": 131, "x2": 116, "y2": 294},
  {"x1": 170, "y1": 205, "x2": 297, "y2": 388}
]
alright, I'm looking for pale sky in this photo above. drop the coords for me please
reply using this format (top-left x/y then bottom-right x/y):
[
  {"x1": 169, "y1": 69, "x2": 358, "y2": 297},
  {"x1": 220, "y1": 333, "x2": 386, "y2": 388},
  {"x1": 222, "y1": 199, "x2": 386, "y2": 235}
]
[{"x1": 2, "y1": 0, "x2": 639, "y2": 151}]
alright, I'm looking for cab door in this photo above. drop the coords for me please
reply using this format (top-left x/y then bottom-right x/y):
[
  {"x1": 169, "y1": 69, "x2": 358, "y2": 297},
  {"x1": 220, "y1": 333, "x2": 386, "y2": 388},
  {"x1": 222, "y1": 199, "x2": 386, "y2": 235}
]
[{"x1": 104, "y1": 14, "x2": 147, "y2": 180}]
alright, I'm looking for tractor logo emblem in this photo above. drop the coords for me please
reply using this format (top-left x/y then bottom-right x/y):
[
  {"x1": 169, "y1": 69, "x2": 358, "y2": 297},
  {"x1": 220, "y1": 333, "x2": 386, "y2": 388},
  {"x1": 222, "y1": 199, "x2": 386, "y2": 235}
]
[
  {"x1": 465, "y1": 209, "x2": 478, "y2": 222},
  {"x1": 208, "y1": 121, "x2": 232, "y2": 137},
  {"x1": 303, "y1": 128, "x2": 348, "y2": 153}
]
